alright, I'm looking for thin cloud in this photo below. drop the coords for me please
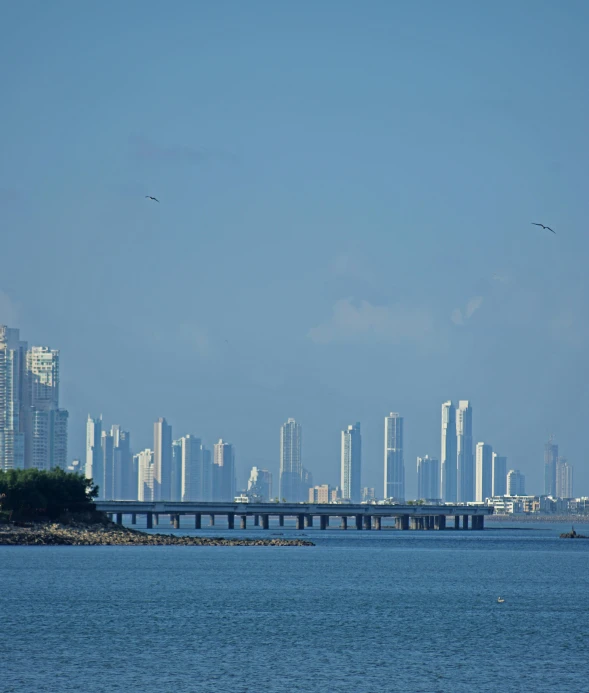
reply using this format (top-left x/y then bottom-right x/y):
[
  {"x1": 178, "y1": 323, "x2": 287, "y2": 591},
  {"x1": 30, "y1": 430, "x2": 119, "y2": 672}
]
[
  {"x1": 451, "y1": 296, "x2": 483, "y2": 326},
  {"x1": 308, "y1": 298, "x2": 433, "y2": 345}
]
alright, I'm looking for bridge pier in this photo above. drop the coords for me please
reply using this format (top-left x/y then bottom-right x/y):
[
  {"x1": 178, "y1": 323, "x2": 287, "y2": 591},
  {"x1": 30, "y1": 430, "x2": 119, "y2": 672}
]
[
  {"x1": 428, "y1": 516, "x2": 435, "y2": 530},
  {"x1": 261, "y1": 514, "x2": 269, "y2": 530},
  {"x1": 194, "y1": 513, "x2": 201, "y2": 529},
  {"x1": 131, "y1": 513, "x2": 137, "y2": 525},
  {"x1": 363, "y1": 515, "x2": 372, "y2": 530},
  {"x1": 355, "y1": 514, "x2": 363, "y2": 530},
  {"x1": 436, "y1": 515, "x2": 446, "y2": 530},
  {"x1": 172, "y1": 514, "x2": 180, "y2": 529},
  {"x1": 296, "y1": 514, "x2": 305, "y2": 530},
  {"x1": 254, "y1": 514, "x2": 260, "y2": 526},
  {"x1": 320, "y1": 515, "x2": 328, "y2": 530},
  {"x1": 341, "y1": 516, "x2": 348, "y2": 530},
  {"x1": 154, "y1": 513, "x2": 159, "y2": 526},
  {"x1": 240, "y1": 515, "x2": 247, "y2": 529},
  {"x1": 209, "y1": 514, "x2": 215, "y2": 527},
  {"x1": 278, "y1": 515, "x2": 284, "y2": 527},
  {"x1": 472, "y1": 515, "x2": 484, "y2": 530},
  {"x1": 146, "y1": 512, "x2": 153, "y2": 529},
  {"x1": 305, "y1": 515, "x2": 314, "y2": 528},
  {"x1": 462, "y1": 515, "x2": 469, "y2": 530},
  {"x1": 227, "y1": 513, "x2": 235, "y2": 530},
  {"x1": 454, "y1": 515, "x2": 460, "y2": 530},
  {"x1": 397, "y1": 515, "x2": 409, "y2": 530},
  {"x1": 115, "y1": 513, "x2": 123, "y2": 525},
  {"x1": 374, "y1": 516, "x2": 382, "y2": 530}
]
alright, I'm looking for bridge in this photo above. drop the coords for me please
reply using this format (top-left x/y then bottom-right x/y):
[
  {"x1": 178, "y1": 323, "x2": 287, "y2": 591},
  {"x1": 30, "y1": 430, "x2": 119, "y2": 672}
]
[{"x1": 95, "y1": 501, "x2": 493, "y2": 531}]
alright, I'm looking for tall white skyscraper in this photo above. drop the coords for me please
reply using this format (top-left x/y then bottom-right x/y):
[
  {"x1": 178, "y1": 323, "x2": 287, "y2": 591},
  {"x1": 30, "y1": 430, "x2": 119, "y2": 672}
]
[
  {"x1": 171, "y1": 439, "x2": 183, "y2": 502},
  {"x1": 492, "y1": 454, "x2": 507, "y2": 497},
  {"x1": 384, "y1": 413, "x2": 404, "y2": 501},
  {"x1": 556, "y1": 458, "x2": 573, "y2": 498},
  {"x1": 417, "y1": 455, "x2": 440, "y2": 500},
  {"x1": 475, "y1": 442, "x2": 493, "y2": 502},
  {"x1": 181, "y1": 435, "x2": 211, "y2": 502},
  {"x1": 544, "y1": 437, "x2": 558, "y2": 497},
  {"x1": 247, "y1": 467, "x2": 273, "y2": 501},
  {"x1": 0, "y1": 326, "x2": 27, "y2": 471},
  {"x1": 101, "y1": 430, "x2": 115, "y2": 499},
  {"x1": 457, "y1": 400, "x2": 474, "y2": 502},
  {"x1": 441, "y1": 401, "x2": 457, "y2": 502},
  {"x1": 137, "y1": 449, "x2": 154, "y2": 501},
  {"x1": 507, "y1": 469, "x2": 525, "y2": 496},
  {"x1": 85, "y1": 415, "x2": 103, "y2": 495},
  {"x1": 213, "y1": 439, "x2": 235, "y2": 501},
  {"x1": 111, "y1": 425, "x2": 133, "y2": 500},
  {"x1": 341, "y1": 422, "x2": 361, "y2": 502},
  {"x1": 279, "y1": 418, "x2": 302, "y2": 501},
  {"x1": 153, "y1": 417, "x2": 172, "y2": 501}
]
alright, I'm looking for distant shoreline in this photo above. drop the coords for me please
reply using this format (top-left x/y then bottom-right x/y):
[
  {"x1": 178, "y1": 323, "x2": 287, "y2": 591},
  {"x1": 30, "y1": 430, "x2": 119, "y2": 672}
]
[
  {"x1": 0, "y1": 521, "x2": 315, "y2": 547},
  {"x1": 486, "y1": 515, "x2": 589, "y2": 525}
]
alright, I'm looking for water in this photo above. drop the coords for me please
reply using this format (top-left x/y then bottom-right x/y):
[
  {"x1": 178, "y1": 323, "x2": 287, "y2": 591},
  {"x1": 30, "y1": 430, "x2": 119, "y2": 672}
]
[{"x1": 2, "y1": 525, "x2": 588, "y2": 693}]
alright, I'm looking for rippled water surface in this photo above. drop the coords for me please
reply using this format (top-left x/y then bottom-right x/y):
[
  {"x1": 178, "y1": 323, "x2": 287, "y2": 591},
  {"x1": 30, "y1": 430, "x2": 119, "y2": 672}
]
[{"x1": 2, "y1": 524, "x2": 588, "y2": 693}]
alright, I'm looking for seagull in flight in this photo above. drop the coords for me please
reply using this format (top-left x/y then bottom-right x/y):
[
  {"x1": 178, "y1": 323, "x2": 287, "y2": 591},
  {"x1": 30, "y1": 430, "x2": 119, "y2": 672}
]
[
  {"x1": 531, "y1": 222, "x2": 555, "y2": 234},
  {"x1": 145, "y1": 195, "x2": 159, "y2": 203}
]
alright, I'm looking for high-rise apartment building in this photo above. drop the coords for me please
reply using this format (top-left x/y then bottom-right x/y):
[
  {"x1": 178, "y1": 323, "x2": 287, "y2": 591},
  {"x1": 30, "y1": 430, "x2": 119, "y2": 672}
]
[
  {"x1": 181, "y1": 435, "x2": 212, "y2": 502},
  {"x1": 101, "y1": 430, "x2": 114, "y2": 500},
  {"x1": 279, "y1": 418, "x2": 302, "y2": 501},
  {"x1": 309, "y1": 484, "x2": 331, "y2": 503},
  {"x1": 492, "y1": 454, "x2": 507, "y2": 497},
  {"x1": 111, "y1": 425, "x2": 133, "y2": 500},
  {"x1": 507, "y1": 469, "x2": 525, "y2": 496},
  {"x1": 475, "y1": 442, "x2": 493, "y2": 502},
  {"x1": 0, "y1": 327, "x2": 27, "y2": 471},
  {"x1": 153, "y1": 417, "x2": 172, "y2": 501},
  {"x1": 417, "y1": 455, "x2": 440, "y2": 501},
  {"x1": 247, "y1": 467, "x2": 272, "y2": 501},
  {"x1": 341, "y1": 422, "x2": 361, "y2": 502},
  {"x1": 457, "y1": 401, "x2": 473, "y2": 502},
  {"x1": 441, "y1": 401, "x2": 457, "y2": 502},
  {"x1": 544, "y1": 437, "x2": 558, "y2": 497},
  {"x1": 213, "y1": 439, "x2": 235, "y2": 501},
  {"x1": 137, "y1": 449, "x2": 154, "y2": 501},
  {"x1": 85, "y1": 415, "x2": 103, "y2": 495},
  {"x1": 171, "y1": 439, "x2": 182, "y2": 502},
  {"x1": 556, "y1": 457, "x2": 573, "y2": 498},
  {"x1": 361, "y1": 487, "x2": 375, "y2": 502},
  {"x1": 384, "y1": 413, "x2": 404, "y2": 501}
]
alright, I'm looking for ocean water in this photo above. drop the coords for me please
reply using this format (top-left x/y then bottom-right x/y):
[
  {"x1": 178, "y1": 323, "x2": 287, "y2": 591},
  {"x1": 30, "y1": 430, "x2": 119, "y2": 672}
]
[{"x1": 2, "y1": 524, "x2": 588, "y2": 693}]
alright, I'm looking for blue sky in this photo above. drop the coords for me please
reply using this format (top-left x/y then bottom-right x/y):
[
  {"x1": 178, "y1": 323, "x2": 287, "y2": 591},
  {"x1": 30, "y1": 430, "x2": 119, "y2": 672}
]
[{"x1": 2, "y1": 1, "x2": 589, "y2": 495}]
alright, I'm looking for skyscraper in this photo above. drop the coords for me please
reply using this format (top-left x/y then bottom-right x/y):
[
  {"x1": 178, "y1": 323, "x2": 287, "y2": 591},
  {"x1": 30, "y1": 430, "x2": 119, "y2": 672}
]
[
  {"x1": 475, "y1": 442, "x2": 493, "y2": 502},
  {"x1": 181, "y1": 435, "x2": 210, "y2": 502},
  {"x1": 384, "y1": 413, "x2": 404, "y2": 501},
  {"x1": 247, "y1": 467, "x2": 273, "y2": 501},
  {"x1": 153, "y1": 418, "x2": 172, "y2": 501},
  {"x1": 101, "y1": 430, "x2": 114, "y2": 500},
  {"x1": 279, "y1": 418, "x2": 302, "y2": 501},
  {"x1": 341, "y1": 422, "x2": 362, "y2": 502},
  {"x1": 544, "y1": 437, "x2": 558, "y2": 496},
  {"x1": 0, "y1": 326, "x2": 27, "y2": 471},
  {"x1": 85, "y1": 415, "x2": 103, "y2": 495},
  {"x1": 441, "y1": 401, "x2": 457, "y2": 502},
  {"x1": 456, "y1": 401, "x2": 474, "y2": 502},
  {"x1": 507, "y1": 469, "x2": 526, "y2": 496},
  {"x1": 171, "y1": 439, "x2": 183, "y2": 502},
  {"x1": 111, "y1": 425, "x2": 133, "y2": 500},
  {"x1": 137, "y1": 449, "x2": 154, "y2": 501},
  {"x1": 213, "y1": 439, "x2": 235, "y2": 501},
  {"x1": 492, "y1": 453, "x2": 507, "y2": 497},
  {"x1": 417, "y1": 455, "x2": 440, "y2": 501},
  {"x1": 556, "y1": 457, "x2": 573, "y2": 498}
]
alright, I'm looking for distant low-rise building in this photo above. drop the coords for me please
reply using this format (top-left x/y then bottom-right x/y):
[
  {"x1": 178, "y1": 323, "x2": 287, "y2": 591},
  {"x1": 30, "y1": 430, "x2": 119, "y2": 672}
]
[{"x1": 309, "y1": 484, "x2": 331, "y2": 503}]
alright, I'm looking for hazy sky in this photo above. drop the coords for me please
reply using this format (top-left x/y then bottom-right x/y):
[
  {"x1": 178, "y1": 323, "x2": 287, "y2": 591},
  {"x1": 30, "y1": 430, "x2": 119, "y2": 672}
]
[{"x1": 2, "y1": 1, "x2": 589, "y2": 496}]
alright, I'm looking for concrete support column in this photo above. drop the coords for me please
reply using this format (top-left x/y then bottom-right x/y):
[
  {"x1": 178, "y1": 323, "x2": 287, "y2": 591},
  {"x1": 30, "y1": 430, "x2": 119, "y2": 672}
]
[
  {"x1": 355, "y1": 514, "x2": 363, "y2": 530},
  {"x1": 363, "y1": 515, "x2": 372, "y2": 530},
  {"x1": 261, "y1": 514, "x2": 269, "y2": 530},
  {"x1": 227, "y1": 513, "x2": 235, "y2": 530},
  {"x1": 341, "y1": 516, "x2": 348, "y2": 530},
  {"x1": 209, "y1": 514, "x2": 215, "y2": 527},
  {"x1": 437, "y1": 515, "x2": 446, "y2": 530},
  {"x1": 240, "y1": 515, "x2": 247, "y2": 530},
  {"x1": 462, "y1": 515, "x2": 469, "y2": 530},
  {"x1": 154, "y1": 513, "x2": 159, "y2": 526},
  {"x1": 146, "y1": 512, "x2": 153, "y2": 529},
  {"x1": 278, "y1": 515, "x2": 284, "y2": 527},
  {"x1": 305, "y1": 515, "x2": 314, "y2": 528},
  {"x1": 115, "y1": 513, "x2": 123, "y2": 525},
  {"x1": 194, "y1": 513, "x2": 201, "y2": 529},
  {"x1": 410, "y1": 517, "x2": 417, "y2": 530},
  {"x1": 400, "y1": 515, "x2": 409, "y2": 530},
  {"x1": 320, "y1": 515, "x2": 328, "y2": 530},
  {"x1": 374, "y1": 516, "x2": 382, "y2": 530},
  {"x1": 454, "y1": 515, "x2": 460, "y2": 530},
  {"x1": 473, "y1": 515, "x2": 484, "y2": 530},
  {"x1": 428, "y1": 516, "x2": 435, "y2": 530},
  {"x1": 172, "y1": 514, "x2": 180, "y2": 529},
  {"x1": 296, "y1": 514, "x2": 305, "y2": 530},
  {"x1": 131, "y1": 513, "x2": 137, "y2": 525},
  {"x1": 254, "y1": 514, "x2": 260, "y2": 526}
]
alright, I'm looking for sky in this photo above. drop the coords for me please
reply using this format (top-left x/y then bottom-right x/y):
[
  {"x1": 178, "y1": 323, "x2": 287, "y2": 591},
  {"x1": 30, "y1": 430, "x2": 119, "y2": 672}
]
[{"x1": 1, "y1": 1, "x2": 589, "y2": 496}]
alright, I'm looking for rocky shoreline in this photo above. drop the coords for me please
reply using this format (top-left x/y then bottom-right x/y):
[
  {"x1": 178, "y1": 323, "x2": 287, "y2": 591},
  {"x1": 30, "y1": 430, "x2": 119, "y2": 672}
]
[{"x1": 0, "y1": 522, "x2": 315, "y2": 547}]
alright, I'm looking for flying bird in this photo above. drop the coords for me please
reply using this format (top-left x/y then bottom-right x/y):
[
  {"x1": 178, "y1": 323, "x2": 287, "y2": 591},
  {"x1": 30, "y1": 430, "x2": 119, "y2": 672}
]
[
  {"x1": 531, "y1": 222, "x2": 555, "y2": 234},
  {"x1": 145, "y1": 195, "x2": 159, "y2": 203}
]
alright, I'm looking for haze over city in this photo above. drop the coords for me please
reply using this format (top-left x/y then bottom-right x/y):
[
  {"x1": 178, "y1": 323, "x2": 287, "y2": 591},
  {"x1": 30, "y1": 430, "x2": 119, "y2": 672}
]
[{"x1": 2, "y1": 1, "x2": 589, "y2": 496}]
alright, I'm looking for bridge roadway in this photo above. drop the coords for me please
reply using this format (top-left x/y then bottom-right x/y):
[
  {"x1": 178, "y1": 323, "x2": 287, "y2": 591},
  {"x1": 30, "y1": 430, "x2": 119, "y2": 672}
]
[{"x1": 95, "y1": 501, "x2": 493, "y2": 531}]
